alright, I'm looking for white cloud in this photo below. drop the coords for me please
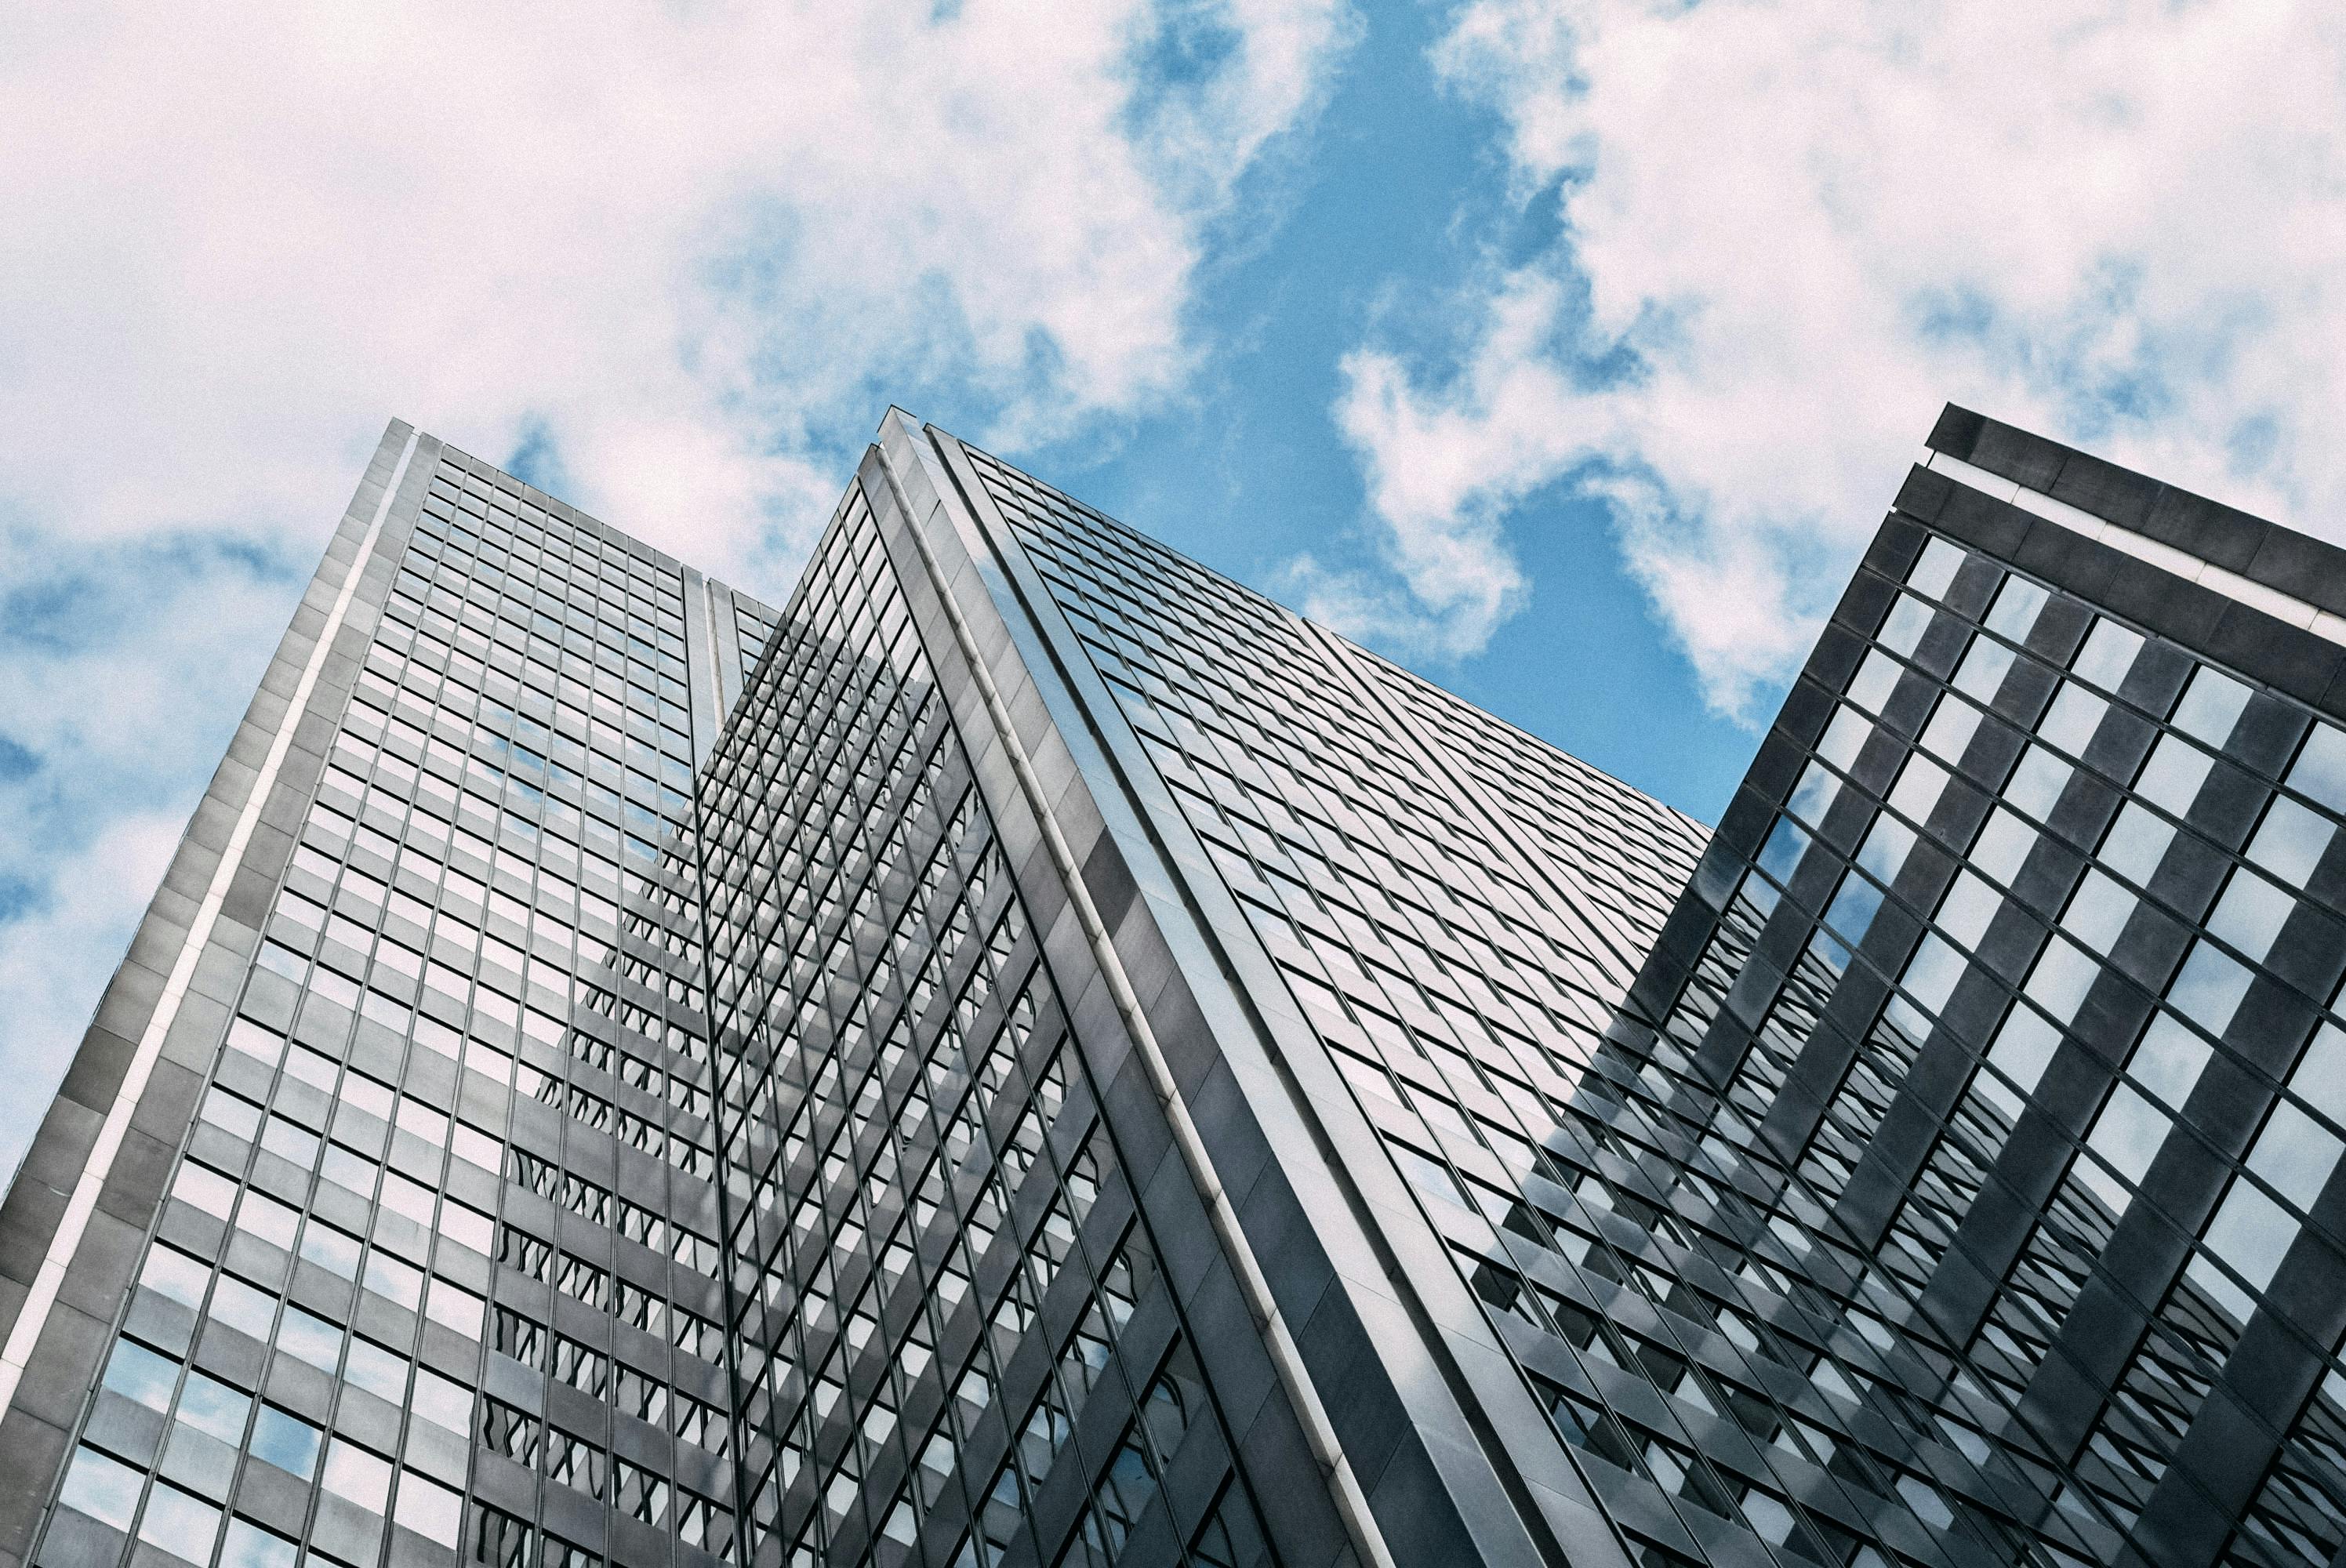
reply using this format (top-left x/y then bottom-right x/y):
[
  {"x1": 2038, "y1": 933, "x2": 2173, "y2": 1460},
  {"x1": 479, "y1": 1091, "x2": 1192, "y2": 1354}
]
[
  {"x1": 1332, "y1": 0, "x2": 2346, "y2": 717},
  {"x1": 0, "y1": 531, "x2": 298, "y2": 1176},
  {"x1": 1, "y1": 0, "x2": 1349, "y2": 574},
  {"x1": 0, "y1": 0, "x2": 1349, "y2": 1176}
]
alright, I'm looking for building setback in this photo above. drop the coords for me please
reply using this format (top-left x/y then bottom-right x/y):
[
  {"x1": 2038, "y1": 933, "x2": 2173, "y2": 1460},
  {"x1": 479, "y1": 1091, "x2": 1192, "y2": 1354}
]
[{"x1": 0, "y1": 406, "x2": 2341, "y2": 1568}]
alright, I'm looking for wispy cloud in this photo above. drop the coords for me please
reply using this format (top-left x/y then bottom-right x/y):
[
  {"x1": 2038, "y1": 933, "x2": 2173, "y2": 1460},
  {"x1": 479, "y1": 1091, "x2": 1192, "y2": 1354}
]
[
  {"x1": 0, "y1": 0, "x2": 1351, "y2": 1176},
  {"x1": 1328, "y1": 0, "x2": 2346, "y2": 717}
]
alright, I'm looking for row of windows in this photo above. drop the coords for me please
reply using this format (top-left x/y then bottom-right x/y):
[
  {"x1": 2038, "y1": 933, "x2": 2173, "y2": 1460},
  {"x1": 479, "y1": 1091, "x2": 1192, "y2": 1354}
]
[
  {"x1": 413, "y1": 485, "x2": 688, "y2": 644},
  {"x1": 422, "y1": 464, "x2": 682, "y2": 597}
]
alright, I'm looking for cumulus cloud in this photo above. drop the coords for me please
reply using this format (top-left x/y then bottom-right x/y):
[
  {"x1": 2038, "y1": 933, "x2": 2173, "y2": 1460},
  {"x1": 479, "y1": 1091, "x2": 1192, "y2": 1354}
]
[
  {"x1": 0, "y1": 0, "x2": 1349, "y2": 1175},
  {"x1": 1331, "y1": 0, "x2": 2346, "y2": 717}
]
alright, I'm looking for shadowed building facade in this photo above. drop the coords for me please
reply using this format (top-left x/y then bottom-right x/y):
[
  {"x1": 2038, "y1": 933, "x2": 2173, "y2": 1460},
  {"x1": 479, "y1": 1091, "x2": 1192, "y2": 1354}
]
[{"x1": 2, "y1": 407, "x2": 2343, "y2": 1568}]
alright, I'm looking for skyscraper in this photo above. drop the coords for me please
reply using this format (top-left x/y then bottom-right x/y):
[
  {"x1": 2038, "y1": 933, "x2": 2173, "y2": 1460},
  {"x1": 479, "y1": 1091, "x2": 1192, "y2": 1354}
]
[{"x1": 3, "y1": 405, "x2": 2342, "y2": 1568}]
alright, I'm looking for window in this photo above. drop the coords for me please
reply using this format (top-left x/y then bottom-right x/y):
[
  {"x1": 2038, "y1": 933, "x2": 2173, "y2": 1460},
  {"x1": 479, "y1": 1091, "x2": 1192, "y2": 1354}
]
[
  {"x1": 412, "y1": 1368, "x2": 474, "y2": 1432},
  {"x1": 176, "y1": 1371, "x2": 250, "y2": 1444},
  {"x1": 1935, "y1": 872, "x2": 2000, "y2": 950},
  {"x1": 1908, "y1": 538, "x2": 1964, "y2": 599},
  {"x1": 2072, "y1": 618, "x2": 2144, "y2": 691},
  {"x1": 1877, "y1": 594, "x2": 1931, "y2": 655},
  {"x1": 102, "y1": 1338, "x2": 177, "y2": 1410},
  {"x1": 1847, "y1": 650, "x2": 1902, "y2": 714},
  {"x1": 138, "y1": 1484, "x2": 220, "y2": 1556},
  {"x1": 551, "y1": 1335, "x2": 608, "y2": 1396},
  {"x1": 2003, "y1": 745, "x2": 2072, "y2": 822},
  {"x1": 1817, "y1": 708, "x2": 1871, "y2": 770},
  {"x1": 1970, "y1": 808, "x2": 2036, "y2": 887},
  {"x1": 616, "y1": 1458, "x2": 670, "y2": 1524},
  {"x1": 2172, "y1": 666, "x2": 2252, "y2": 748},
  {"x1": 1854, "y1": 815, "x2": 1916, "y2": 885},
  {"x1": 2127, "y1": 1014, "x2": 2213, "y2": 1112},
  {"x1": 207, "y1": 1276, "x2": 276, "y2": 1339},
  {"x1": 394, "y1": 1472, "x2": 463, "y2": 1547},
  {"x1": 324, "y1": 1439, "x2": 394, "y2": 1513},
  {"x1": 220, "y1": 1520, "x2": 298, "y2": 1568},
  {"x1": 2207, "y1": 869, "x2": 2293, "y2": 964},
  {"x1": 298, "y1": 1221, "x2": 361, "y2": 1278},
  {"x1": 1919, "y1": 694, "x2": 1983, "y2": 766},
  {"x1": 547, "y1": 1428, "x2": 605, "y2": 1497},
  {"x1": 554, "y1": 1252, "x2": 608, "y2": 1308},
  {"x1": 2099, "y1": 802, "x2": 2174, "y2": 888},
  {"x1": 481, "y1": 1399, "x2": 541, "y2": 1463},
  {"x1": 363, "y1": 1250, "x2": 422, "y2": 1311},
  {"x1": 1981, "y1": 1007, "x2": 2061, "y2": 1112},
  {"x1": 1820, "y1": 871, "x2": 1886, "y2": 955},
  {"x1": 2060, "y1": 870, "x2": 2134, "y2": 956},
  {"x1": 2167, "y1": 941, "x2": 2253, "y2": 1037},
  {"x1": 343, "y1": 1338, "x2": 407, "y2": 1403},
  {"x1": 2037, "y1": 683, "x2": 2107, "y2": 757},
  {"x1": 1985, "y1": 575, "x2": 2050, "y2": 641},
  {"x1": 1952, "y1": 635, "x2": 2017, "y2": 703},
  {"x1": 1887, "y1": 754, "x2": 1950, "y2": 826},
  {"x1": 276, "y1": 1306, "x2": 343, "y2": 1371},
  {"x1": 494, "y1": 1307, "x2": 545, "y2": 1367},
  {"x1": 2246, "y1": 1102, "x2": 2344, "y2": 1212},
  {"x1": 2136, "y1": 734, "x2": 2215, "y2": 817},
  {"x1": 2290, "y1": 1025, "x2": 2346, "y2": 1129},
  {"x1": 2024, "y1": 938, "x2": 2099, "y2": 1025},
  {"x1": 2247, "y1": 796, "x2": 2331, "y2": 887},
  {"x1": 427, "y1": 1276, "x2": 485, "y2": 1338},
  {"x1": 59, "y1": 1445, "x2": 143, "y2": 1530},
  {"x1": 2288, "y1": 722, "x2": 2346, "y2": 812},
  {"x1": 171, "y1": 1163, "x2": 236, "y2": 1219},
  {"x1": 2192, "y1": 1178, "x2": 2297, "y2": 1319},
  {"x1": 2078, "y1": 1086, "x2": 2167, "y2": 1210}
]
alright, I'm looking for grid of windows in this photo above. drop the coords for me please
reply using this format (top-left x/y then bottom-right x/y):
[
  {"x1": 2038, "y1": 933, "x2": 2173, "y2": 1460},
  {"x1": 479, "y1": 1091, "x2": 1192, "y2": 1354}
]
[
  {"x1": 30, "y1": 448, "x2": 769, "y2": 1568},
  {"x1": 683, "y1": 485, "x2": 1269, "y2": 1568}
]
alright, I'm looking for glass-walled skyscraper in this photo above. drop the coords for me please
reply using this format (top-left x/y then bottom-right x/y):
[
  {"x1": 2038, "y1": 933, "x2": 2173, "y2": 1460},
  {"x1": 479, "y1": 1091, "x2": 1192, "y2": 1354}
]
[
  {"x1": 5, "y1": 405, "x2": 2344, "y2": 1568},
  {"x1": 0, "y1": 425, "x2": 775, "y2": 1568},
  {"x1": 1602, "y1": 410, "x2": 2346, "y2": 1568}
]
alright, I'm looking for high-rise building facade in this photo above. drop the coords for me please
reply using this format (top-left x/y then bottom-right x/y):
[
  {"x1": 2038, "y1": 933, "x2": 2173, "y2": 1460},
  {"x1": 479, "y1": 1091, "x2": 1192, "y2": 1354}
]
[
  {"x1": 1599, "y1": 410, "x2": 2346, "y2": 1568},
  {"x1": 3, "y1": 405, "x2": 2344, "y2": 1568}
]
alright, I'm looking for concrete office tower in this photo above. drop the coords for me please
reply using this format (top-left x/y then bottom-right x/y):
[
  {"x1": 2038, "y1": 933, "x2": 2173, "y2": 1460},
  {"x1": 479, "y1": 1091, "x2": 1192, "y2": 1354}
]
[{"x1": 6, "y1": 408, "x2": 2345, "y2": 1568}]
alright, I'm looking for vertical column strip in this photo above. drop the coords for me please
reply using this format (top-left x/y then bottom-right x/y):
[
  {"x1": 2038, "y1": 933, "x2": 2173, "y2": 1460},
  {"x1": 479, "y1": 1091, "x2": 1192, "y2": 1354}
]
[
  {"x1": 0, "y1": 430, "x2": 419, "y2": 1417},
  {"x1": 870, "y1": 435, "x2": 1404, "y2": 1568}
]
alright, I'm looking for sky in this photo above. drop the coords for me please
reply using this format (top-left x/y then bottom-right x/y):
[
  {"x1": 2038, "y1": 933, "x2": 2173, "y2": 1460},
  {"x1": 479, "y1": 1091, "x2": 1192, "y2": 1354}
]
[{"x1": 3, "y1": 0, "x2": 2342, "y2": 1178}]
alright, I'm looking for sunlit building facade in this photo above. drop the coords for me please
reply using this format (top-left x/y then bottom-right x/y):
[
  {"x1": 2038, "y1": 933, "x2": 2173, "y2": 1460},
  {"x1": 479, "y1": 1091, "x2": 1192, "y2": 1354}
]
[{"x1": 2, "y1": 407, "x2": 2342, "y2": 1568}]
